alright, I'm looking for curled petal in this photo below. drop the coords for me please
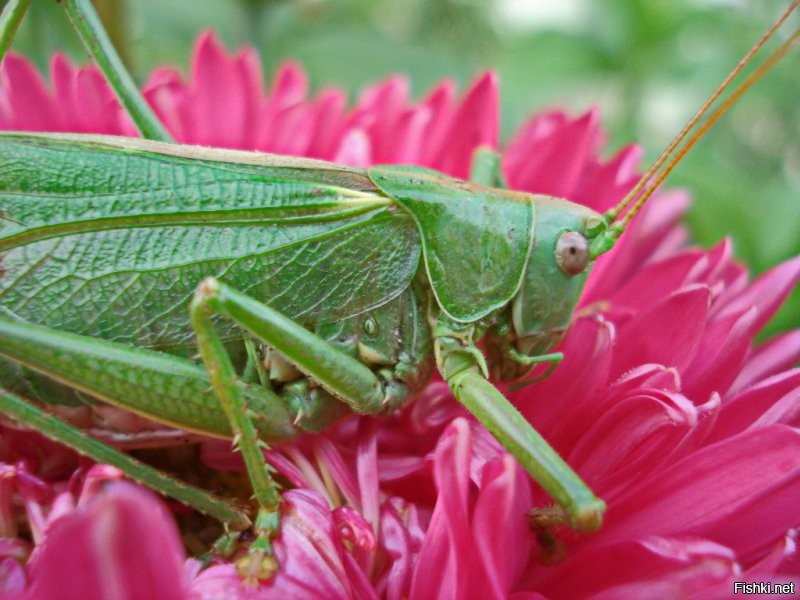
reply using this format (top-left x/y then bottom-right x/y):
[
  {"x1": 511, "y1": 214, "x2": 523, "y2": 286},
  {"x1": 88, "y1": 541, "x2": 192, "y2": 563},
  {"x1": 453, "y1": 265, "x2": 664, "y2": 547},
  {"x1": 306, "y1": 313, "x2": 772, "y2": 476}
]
[
  {"x1": 433, "y1": 72, "x2": 498, "y2": 179},
  {"x1": 707, "y1": 369, "x2": 800, "y2": 443},
  {"x1": 26, "y1": 482, "x2": 188, "y2": 600},
  {"x1": 730, "y1": 330, "x2": 800, "y2": 393},
  {"x1": 595, "y1": 425, "x2": 800, "y2": 561},
  {"x1": 569, "y1": 390, "x2": 699, "y2": 498},
  {"x1": 527, "y1": 536, "x2": 738, "y2": 599},
  {"x1": 0, "y1": 54, "x2": 63, "y2": 130},
  {"x1": 514, "y1": 316, "x2": 614, "y2": 451},
  {"x1": 505, "y1": 109, "x2": 603, "y2": 197},
  {"x1": 258, "y1": 490, "x2": 377, "y2": 600},
  {"x1": 609, "y1": 285, "x2": 711, "y2": 381}
]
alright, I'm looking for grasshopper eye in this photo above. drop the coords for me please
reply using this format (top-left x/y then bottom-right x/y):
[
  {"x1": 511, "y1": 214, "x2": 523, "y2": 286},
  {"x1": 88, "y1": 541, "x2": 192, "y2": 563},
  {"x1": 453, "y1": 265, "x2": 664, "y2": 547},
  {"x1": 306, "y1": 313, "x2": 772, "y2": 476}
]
[{"x1": 555, "y1": 231, "x2": 590, "y2": 276}]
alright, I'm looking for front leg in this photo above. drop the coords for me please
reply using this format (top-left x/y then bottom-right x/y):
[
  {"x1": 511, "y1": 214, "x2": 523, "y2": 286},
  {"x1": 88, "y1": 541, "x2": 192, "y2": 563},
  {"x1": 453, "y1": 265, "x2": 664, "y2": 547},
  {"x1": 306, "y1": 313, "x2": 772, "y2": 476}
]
[{"x1": 433, "y1": 322, "x2": 606, "y2": 534}]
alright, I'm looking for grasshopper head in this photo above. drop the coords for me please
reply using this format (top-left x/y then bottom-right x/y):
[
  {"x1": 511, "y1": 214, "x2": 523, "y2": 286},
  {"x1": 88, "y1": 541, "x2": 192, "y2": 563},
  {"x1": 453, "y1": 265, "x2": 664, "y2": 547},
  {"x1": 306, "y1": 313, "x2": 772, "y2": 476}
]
[
  {"x1": 485, "y1": 3, "x2": 800, "y2": 382},
  {"x1": 487, "y1": 196, "x2": 614, "y2": 381}
]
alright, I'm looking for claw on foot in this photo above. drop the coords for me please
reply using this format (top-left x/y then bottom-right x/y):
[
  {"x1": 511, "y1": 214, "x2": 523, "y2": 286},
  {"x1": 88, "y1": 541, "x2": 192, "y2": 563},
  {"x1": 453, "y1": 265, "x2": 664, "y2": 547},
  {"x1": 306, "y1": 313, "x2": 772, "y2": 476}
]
[
  {"x1": 528, "y1": 500, "x2": 603, "y2": 564},
  {"x1": 236, "y1": 506, "x2": 281, "y2": 584},
  {"x1": 237, "y1": 548, "x2": 279, "y2": 584},
  {"x1": 528, "y1": 505, "x2": 569, "y2": 564}
]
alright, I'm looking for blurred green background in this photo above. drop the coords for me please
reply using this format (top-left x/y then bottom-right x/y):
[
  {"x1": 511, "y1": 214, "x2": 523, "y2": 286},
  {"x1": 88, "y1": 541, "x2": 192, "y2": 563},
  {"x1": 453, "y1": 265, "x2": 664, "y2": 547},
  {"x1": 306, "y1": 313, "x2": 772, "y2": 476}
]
[{"x1": 6, "y1": 0, "x2": 800, "y2": 336}]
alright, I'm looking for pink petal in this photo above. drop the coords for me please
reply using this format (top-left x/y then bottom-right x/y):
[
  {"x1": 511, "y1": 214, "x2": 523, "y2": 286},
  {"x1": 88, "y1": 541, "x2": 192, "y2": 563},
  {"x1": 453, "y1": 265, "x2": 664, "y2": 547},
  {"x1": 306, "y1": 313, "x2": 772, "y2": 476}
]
[
  {"x1": 682, "y1": 306, "x2": 757, "y2": 401},
  {"x1": 377, "y1": 499, "x2": 423, "y2": 600},
  {"x1": 418, "y1": 79, "x2": 457, "y2": 168},
  {"x1": 26, "y1": 482, "x2": 188, "y2": 600},
  {"x1": 505, "y1": 108, "x2": 602, "y2": 197},
  {"x1": 306, "y1": 89, "x2": 347, "y2": 159},
  {"x1": 514, "y1": 316, "x2": 614, "y2": 452},
  {"x1": 405, "y1": 380, "x2": 466, "y2": 434},
  {"x1": 142, "y1": 66, "x2": 190, "y2": 140},
  {"x1": 380, "y1": 106, "x2": 433, "y2": 164},
  {"x1": 343, "y1": 76, "x2": 409, "y2": 164},
  {"x1": 432, "y1": 72, "x2": 498, "y2": 179},
  {"x1": 503, "y1": 110, "x2": 568, "y2": 186},
  {"x1": 50, "y1": 54, "x2": 79, "y2": 126},
  {"x1": 334, "y1": 128, "x2": 373, "y2": 166},
  {"x1": 312, "y1": 438, "x2": 361, "y2": 507},
  {"x1": 715, "y1": 256, "x2": 800, "y2": 336},
  {"x1": 602, "y1": 249, "x2": 707, "y2": 314},
  {"x1": 707, "y1": 370, "x2": 800, "y2": 443},
  {"x1": 76, "y1": 65, "x2": 129, "y2": 134},
  {"x1": 257, "y1": 490, "x2": 377, "y2": 599},
  {"x1": 187, "y1": 31, "x2": 254, "y2": 147},
  {"x1": 605, "y1": 364, "x2": 682, "y2": 394},
  {"x1": 410, "y1": 419, "x2": 477, "y2": 599},
  {"x1": 333, "y1": 505, "x2": 376, "y2": 552},
  {"x1": 49, "y1": 54, "x2": 125, "y2": 135},
  {"x1": 267, "y1": 61, "x2": 309, "y2": 108},
  {"x1": 0, "y1": 556, "x2": 27, "y2": 597},
  {"x1": 609, "y1": 285, "x2": 711, "y2": 381},
  {"x1": 594, "y1": 425, "x2": 800, "y2": 560},
  {"x1": 264, "y1": 103, "x2": 316, "y2": 155},
  {"x1": 0, "y1": 53, "x2": 62, "y2": 130},
  {"x1": 569, "y1": 390, "x2": 699, "y2": 498},
  {"x1": 583, "y1": 189, "x2": 691, "y2": 304},
  {"x1": 355, "y1": 421, "x2": 380, "y2": 543},
  {"x1": 473, "y1": 456, "x2": 533, "y2": 597},
  {"x1": 571, "y1": 144, "x2": 643, "y2": 212},
  {"x1": 730, "y1": 330, "x2": 800, "y2": 393},
  {"x1": 526, "y1": 536, "x2": 737, "y2": 599},
  {"x1": 671, "y1": 392, "x2": 722, "y2": 456},
  {"x1": 231, "y1": 47, "x2": 267, "y2": 149}
]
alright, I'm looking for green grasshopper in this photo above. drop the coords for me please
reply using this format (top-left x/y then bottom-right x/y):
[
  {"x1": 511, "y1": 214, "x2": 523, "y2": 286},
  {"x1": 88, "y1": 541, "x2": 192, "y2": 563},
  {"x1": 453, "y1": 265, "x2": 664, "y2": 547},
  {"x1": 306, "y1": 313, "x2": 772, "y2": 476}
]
[{"x1": 0, "y1": 0, "x2": 798, "y2": 579}]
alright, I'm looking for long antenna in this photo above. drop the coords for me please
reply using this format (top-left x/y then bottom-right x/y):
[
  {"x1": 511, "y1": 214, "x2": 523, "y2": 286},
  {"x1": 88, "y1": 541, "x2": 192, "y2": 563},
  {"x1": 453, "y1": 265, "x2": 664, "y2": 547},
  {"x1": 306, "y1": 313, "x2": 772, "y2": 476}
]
[
  {"x1": 605, "y1": 1, "x2": 800, "y2": 229},
  {"x1": 617, "y1": 27, "x2": 800, "y2": 230}
]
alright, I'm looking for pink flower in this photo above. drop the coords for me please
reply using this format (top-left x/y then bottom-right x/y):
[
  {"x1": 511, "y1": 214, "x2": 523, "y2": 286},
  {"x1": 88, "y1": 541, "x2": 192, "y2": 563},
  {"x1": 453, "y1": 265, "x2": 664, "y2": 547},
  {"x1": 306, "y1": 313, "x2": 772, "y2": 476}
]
[{"x1": 1, "y1": 30, "x2": 799, "y2": 599}]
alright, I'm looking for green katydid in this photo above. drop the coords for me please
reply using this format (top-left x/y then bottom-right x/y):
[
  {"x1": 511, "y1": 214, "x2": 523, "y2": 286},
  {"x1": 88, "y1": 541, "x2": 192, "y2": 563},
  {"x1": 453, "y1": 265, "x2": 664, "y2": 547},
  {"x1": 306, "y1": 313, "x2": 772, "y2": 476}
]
[{"x1": 0, "y1": 0, "x2": 798, "y2": 579}]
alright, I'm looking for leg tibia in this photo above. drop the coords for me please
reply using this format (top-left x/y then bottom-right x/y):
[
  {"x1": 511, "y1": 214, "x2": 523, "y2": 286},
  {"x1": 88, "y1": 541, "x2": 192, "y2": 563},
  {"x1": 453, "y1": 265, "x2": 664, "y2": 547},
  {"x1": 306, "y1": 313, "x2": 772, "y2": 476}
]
[
  {"x1": 0, "y1": 388, "x2": 251, "y2": 528},
  {"x1": 435, "y1": 335, "x2": 605, "y2": 533}
]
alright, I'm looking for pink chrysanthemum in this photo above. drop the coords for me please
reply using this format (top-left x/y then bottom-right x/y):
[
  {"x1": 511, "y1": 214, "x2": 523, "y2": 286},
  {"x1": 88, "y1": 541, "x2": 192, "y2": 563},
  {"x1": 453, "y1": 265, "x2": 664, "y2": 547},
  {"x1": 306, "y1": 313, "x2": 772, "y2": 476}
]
[{"x1": 1, "y1": 31, "x2": 799, "y2": 599}]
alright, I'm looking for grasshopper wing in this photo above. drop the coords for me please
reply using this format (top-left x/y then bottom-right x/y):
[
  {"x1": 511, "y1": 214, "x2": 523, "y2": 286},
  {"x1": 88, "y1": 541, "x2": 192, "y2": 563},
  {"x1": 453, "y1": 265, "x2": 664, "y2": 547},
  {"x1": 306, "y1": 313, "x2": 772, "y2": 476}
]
[{"x1": 0, "y1": 135, "x2": 420, "y2": 348}]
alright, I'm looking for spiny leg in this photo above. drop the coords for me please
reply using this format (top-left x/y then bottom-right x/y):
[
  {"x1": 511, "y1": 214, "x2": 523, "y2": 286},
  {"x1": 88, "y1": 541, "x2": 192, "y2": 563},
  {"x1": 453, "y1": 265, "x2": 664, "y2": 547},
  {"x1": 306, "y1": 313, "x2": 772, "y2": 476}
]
[
  {"x1": 190, "y1": 286, "x2": 283, "y2": 582},
  {"x1": 191, "y1": 278, "x2": 390, "y2": 416},
  {"x1": 0, "y1": 388, "x2": 251, "y2": 529},
  {"x1": 189, "y1": 277, "x2": 406, "y2": 579},
  {"x1": 433, "y1": 328, "x2": 605, "y2": 536},
  {"x1": 0, "y1": 316, "x2": 306, "y2": 527}
]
